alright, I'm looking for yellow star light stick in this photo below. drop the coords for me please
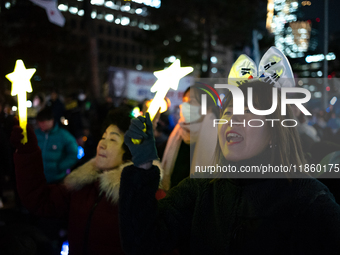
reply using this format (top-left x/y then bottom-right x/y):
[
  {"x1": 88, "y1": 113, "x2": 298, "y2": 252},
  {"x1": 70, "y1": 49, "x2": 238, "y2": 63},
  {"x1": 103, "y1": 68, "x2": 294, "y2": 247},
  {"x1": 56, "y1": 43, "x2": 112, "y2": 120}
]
[
  {"x1": 132, "y1": 59, "x2": 193, "y2": 144},
  {"x1": 6, "y1": 60, "x2": 36, "y2": 144}
]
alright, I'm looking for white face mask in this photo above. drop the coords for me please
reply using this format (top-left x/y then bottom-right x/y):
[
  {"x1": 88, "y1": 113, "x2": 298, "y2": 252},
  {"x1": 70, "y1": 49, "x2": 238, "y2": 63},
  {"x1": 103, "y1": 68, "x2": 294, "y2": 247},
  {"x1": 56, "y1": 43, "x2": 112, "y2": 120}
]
[{"x1": 180, "y1": 102, "x2": 201, "y2": 123}]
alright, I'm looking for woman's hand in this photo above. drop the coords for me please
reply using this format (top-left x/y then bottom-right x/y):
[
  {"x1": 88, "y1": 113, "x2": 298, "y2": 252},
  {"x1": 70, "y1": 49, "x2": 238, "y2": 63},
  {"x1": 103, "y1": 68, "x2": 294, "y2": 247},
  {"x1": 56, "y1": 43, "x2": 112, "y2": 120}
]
[
  {"x1": 10, "y1": 121, "x2": 39, "y2": 154},
  {"x1": 124, "y1": 112, "x2": 158, "y2": 168}
]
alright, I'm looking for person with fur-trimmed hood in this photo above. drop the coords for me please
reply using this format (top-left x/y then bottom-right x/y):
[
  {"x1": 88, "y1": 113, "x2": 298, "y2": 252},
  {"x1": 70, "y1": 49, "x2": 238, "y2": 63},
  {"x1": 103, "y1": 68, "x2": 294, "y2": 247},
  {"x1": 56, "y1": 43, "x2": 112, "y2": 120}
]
[{"x1": 10, "y1": 108, "x2": 165, "y2": 255}]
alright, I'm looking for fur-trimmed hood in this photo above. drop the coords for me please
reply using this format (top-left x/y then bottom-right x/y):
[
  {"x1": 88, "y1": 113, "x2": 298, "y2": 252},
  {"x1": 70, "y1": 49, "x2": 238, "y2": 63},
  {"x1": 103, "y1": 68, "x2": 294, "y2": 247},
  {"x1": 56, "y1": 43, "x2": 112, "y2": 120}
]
[{"x1": 64, "y1": 159, "x2": 164, "y2": 204}]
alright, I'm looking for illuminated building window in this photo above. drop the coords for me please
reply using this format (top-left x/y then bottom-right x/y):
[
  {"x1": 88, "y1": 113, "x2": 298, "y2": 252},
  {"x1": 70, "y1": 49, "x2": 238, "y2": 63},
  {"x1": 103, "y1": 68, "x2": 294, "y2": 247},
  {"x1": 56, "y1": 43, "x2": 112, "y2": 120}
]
[
  {"x1": 91, "y1": 0, "x2": 104, "y2": 6},
  {"x1": 58, "y1": 4, "x2": 68, "y2": 12},
  {"x1": 78, "y1": 9, "x2": 84, "y2": 16},
  {"x1": 105, "y1": 14, "x2": 114, "y2": 22},
  {"x1": 121, "y1": 17, "x2": 130, "y2": 26},
  {"x1": 91, "y1": 11, "x2": 97, "y2": 19},
  {"x1": 69, "y1": 7, "x2": 78, "y2": 14}
]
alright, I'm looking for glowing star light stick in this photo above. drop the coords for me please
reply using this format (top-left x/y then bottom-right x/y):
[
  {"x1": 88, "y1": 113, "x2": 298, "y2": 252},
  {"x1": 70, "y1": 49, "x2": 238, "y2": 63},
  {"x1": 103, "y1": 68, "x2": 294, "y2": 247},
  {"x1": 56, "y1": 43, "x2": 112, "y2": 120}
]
[
  {"x1": 132, "y1": 59, "x2": 193, "y2": 144},
  {"x1": 148, "y1": 59, "x2": 193, "y2": 120},
  {"x1": 6, "y1": 60, "x2": 36, "y2": 144}
]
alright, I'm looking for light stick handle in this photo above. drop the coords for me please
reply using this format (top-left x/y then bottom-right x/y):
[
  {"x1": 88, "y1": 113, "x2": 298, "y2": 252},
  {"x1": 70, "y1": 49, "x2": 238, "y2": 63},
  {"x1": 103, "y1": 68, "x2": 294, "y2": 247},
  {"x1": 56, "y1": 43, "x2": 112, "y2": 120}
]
[
  {"x1": 18, "y1": 92, "x2": 28, "y2": 144},
  {"x1": 131, "y1": 89, "x2": 167, "y2": 144}
]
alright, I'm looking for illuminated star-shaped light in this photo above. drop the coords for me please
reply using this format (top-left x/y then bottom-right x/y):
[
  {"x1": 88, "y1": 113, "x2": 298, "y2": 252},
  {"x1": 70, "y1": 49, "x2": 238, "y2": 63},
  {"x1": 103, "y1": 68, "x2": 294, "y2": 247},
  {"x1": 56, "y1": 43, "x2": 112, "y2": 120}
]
[
  {"x1": 6, "y1": 60, "x2": 36, "y2": 96},
  {"x1": 151, "y1": 59, "x2": 194, "y2": 93}
]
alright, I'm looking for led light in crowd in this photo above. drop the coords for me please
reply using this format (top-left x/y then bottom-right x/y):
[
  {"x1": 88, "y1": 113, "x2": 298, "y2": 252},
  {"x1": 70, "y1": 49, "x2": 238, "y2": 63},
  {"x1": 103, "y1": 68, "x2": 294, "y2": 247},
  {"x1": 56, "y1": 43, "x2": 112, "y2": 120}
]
[
  {"x1": 330, "y1": 97, "x2": 337, "y2": 106},
  {"x1": 60, "y1": 240, "x2": 69, "y2": 255},
  {"x1": 163, "y1": 40, "x2": 169, "y2": 46},
  {"x1": 26, "y1": 100, "x2": 32, "y2": 108},
  {"x1": 5, "y1": 2, "x2": 11, "y2": 9},
  {"x1": 115, "y1": 18, "x2": 120, "y2": 24},
  {"x1": 77, "y1": 146, "x2": 85, "y2": 160},
  {"x1": 164, "y1": 58, "x2": 169, "y2": 63},
  {"x1": 61, "y1": 117, "x2": 69, "y2": 126},
  {"x1": 326, "y1": 86, "x2": 330, "y2": 92},
  {"x1": 326, "y1": 107, "x2": 330, "y2": 113},
  {"x1": 12, "y1": 106, "x2": 17, "y2": 112},
  {"x1": 132, "y1": 107, "x2": 142, "y2": 118},
  {"x1": 174, "y1": 35, "x2": 181, "y2": 42},
  {"x1": 91, "y1": 11, "x2": 97, "y2": 19},
  {"x1": 317, "y1": 71, "x2": 322, "y2": 77},
  {"x1": 136, "y1": 64, "x2": 143, "y2": 70},
  {"x1": 58, "y1": 4, "x2": 68, "y2": 11}
]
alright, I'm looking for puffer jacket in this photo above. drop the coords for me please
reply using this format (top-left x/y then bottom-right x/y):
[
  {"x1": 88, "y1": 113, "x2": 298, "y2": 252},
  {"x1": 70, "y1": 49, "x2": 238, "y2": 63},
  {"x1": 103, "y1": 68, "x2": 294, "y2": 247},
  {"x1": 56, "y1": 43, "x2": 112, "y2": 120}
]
[
  {"x1": 35, "y1": 124, "x2": 78, "y2": 183},
  {"x1": 119, "y1": 164, "x2": 340, "y2": 255},
  {"x1": 14, "y1": 148, "x2": 166, "y2": 255}
]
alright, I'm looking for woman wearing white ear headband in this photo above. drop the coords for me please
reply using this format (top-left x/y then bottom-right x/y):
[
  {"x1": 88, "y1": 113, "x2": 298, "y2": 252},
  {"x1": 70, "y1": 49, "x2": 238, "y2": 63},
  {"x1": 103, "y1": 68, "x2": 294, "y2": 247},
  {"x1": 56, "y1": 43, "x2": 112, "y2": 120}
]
[
  {"x1": 161, "y1": 85, "x2": 219, "y2": 191},
  {"x1": 121, "y1": 80, "x2": 340, "y2": 254}
]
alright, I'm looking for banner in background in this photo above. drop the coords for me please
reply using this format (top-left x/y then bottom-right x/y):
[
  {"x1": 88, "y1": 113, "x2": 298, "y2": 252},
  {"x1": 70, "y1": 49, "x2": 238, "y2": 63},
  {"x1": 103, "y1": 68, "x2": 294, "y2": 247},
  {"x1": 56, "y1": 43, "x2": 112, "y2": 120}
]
[{"x1": 107, "y1": 67, "x2": 194, "y2": 111}]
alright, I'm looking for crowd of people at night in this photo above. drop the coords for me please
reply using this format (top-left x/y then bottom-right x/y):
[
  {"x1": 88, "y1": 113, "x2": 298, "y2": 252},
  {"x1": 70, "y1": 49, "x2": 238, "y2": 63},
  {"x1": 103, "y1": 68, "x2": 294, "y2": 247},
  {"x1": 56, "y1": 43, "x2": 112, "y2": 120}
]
[{"x1": 1, "y1": 51, "x2": 340, "y2": 254}]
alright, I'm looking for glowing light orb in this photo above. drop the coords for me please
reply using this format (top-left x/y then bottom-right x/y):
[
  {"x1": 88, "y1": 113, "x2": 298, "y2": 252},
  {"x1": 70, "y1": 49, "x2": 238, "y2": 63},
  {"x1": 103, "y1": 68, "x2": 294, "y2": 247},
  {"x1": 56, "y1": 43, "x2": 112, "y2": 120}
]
[{"x1": 6, "y1": 60, "x2": 36, "y2": 144}]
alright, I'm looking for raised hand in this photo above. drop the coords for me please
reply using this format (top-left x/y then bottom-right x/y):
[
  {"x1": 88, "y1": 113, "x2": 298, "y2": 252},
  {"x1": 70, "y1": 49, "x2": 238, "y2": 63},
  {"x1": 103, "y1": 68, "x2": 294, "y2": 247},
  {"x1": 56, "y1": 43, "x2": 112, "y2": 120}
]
[{"x1": 124, "y1": 112, "x2": 158, "y2": 166}]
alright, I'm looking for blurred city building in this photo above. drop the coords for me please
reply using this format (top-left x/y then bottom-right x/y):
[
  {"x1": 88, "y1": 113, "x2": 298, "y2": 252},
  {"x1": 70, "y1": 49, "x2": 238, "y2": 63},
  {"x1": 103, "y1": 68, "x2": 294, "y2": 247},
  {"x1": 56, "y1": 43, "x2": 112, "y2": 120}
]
[
  {"x1": 56, "y1": 0, "x2": 160, "y2": 85},
  {"x1": 266, "y1": 0, "x2": 340, "y2": 110}
]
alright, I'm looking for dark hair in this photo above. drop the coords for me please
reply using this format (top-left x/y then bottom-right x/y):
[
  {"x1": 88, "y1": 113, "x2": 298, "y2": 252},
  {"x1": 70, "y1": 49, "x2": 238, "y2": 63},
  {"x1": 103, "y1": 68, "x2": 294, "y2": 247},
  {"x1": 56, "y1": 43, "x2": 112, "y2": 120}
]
[
  {"x1": 101, "y1": 107, "x2": 133, "y2": 161},
  {"x1": 217, "y1": 81, "x2": 306, "y2": 168},
  {"x1": 36, "y1": 107, "x2": 54, "y2": 121},
  {"x1": 184, "y1": 84, "x2": 220, "y2": 117}
]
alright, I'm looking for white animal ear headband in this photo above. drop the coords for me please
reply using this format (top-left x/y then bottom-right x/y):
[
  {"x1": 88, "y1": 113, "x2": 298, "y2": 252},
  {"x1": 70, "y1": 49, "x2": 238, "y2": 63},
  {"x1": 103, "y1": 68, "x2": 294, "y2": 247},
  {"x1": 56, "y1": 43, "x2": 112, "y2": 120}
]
[{"x1": 228, "y1": 46, "x2": 295, "y2": 88}]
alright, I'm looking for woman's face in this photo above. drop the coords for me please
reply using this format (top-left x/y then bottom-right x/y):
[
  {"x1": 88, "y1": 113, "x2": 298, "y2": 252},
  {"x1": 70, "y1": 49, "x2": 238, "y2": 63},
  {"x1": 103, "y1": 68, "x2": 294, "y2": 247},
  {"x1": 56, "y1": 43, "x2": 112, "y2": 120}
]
[
  {"x1": 180, "y1": 89, "x2": 203, "y2": 123},
  {"x1": 218, "y1": 105, "x2": 271, "y2": 162},
  {"x1": 95, "y1": 125, "x2": 125, "y2": 171},
  {"x1": 112, "y1": 71, "x2": 126, "y2": 97}
]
